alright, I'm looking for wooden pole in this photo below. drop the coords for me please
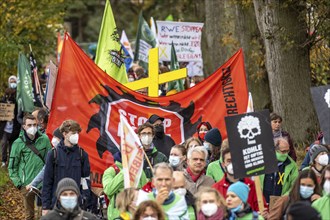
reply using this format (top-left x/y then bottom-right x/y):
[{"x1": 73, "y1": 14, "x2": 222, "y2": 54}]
[
  {"x1": 142, "y1": 147, "x2": 154, "y2": 174},
  {"x1": 254, "y1": 175, "x2": 265, "y2": 213}
]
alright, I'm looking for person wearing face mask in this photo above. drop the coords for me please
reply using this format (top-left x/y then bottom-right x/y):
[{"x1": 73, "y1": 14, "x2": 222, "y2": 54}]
[
  {"x1": 115, "y1": 187, "x2": 139, "y2": 220},
  {"x1": 213, "y1": 147, "x2": 267, "y2": 212},
  {"x1": 41, "y1": 178, "x2": 97, "y2": 220},
  {"x1": 173, "y1": 171, "x2": 196, "y2": 219},
  {"x1": 42, "y1": 120, "x2": 92, "y2": 216},
  {"x1": 226, "y1": 181, "x2": 264, "y2": 220},
  {"x1": 268, "y1": 169, "x2": 321, "y2": 220},
  {"x1": 137, "y1": 123, "x2": 168, "y2": 179},
  {"x1": 196, "y1": 187, "x2": 226, "y2": 220},
  {"x1": 133, "y1": 200, "x2": 166, "y2": 220},
  {"x1": 260, "y1": 137, "x2": 298, "y2": 204},
  {"x1": 26, "y1": 128, "x2": 64, "y2": 191},
  {"x1": 312, "y1": 164, "x2": 330, "y2": 220},
  {"x1": 204, "y1": 127, "x2": 223, "y2": 164},
  {"x1": 8, "y1": 114, "x2": 52, "y2": 220},
  {"x1": 0, "y1": 75, "x2": 21, "y2": 168},
  {"x1": 206, "y1": 139, "x2": 228, "y2": 182},
  {"x1": 195, "y1": 121, "x2": 212, "y2": 143},
  {"x1": 169, "y1": 145, "x2": 187, "y2": 171},
  {"x1": 147, "y1": 114, "x2": 175, "y2": 158},
  {"x1": 305, "y1": 144, "x2": 329, "y2": 183}
]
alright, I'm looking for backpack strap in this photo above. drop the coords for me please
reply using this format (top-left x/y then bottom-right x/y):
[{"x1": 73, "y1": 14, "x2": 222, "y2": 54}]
[
  {"x1": 20, "y1": 136, "x2": 45, "y2": 164},
  {"x1": 252, "y1": 211, "x2": 259, "y2": 220},
  {"x1": 111, "y1": 163, "x2": 120, "y2": 175}
]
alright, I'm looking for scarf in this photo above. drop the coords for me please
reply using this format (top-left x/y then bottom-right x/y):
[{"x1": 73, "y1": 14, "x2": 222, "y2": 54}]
[
  {"x1": 197, "y1": 208, "x2": 224, "y2": 220},
  {"x1": 187, "y1": 167, "x2": 205, "y2": 182}
]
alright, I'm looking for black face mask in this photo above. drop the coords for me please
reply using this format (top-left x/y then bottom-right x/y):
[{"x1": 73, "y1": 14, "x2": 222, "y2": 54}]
[{"x1": 154, "y1": 124, "x2": 164, "y2": 136}]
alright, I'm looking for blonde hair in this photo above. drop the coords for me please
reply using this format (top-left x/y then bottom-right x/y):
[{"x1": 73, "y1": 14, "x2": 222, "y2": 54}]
[
  {"x1": 115, "y1": 188, "x2": 138, "y2": 213},
  {"x1": 195, "y1": 187, "x2": 226, "y2": 214},
  {"x1": 133, "y1": 200, "x2": 165, "y2": 220}
]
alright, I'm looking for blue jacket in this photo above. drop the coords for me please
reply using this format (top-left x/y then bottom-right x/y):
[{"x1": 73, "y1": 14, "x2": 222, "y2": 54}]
[{"x1": 41, "y1": 141, "x2": 91, "y2": 210}]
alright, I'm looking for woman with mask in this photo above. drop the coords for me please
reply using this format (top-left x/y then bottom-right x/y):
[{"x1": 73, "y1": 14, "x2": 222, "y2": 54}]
[
  {"x1": 305, "y1": 144, "x2": 329, "y2": 183},
  {"x1": 196, "y1": 187, "x2": 226, "y2": 220},
  {"x1": 115, "y1": 188, "x2": 139, "y2": 220},
  {"x1": 312, "y1": 164, "x2": 330, "y2": 220},
  {"x1": 41, "y1": 178, "x2": 97, "y2": 220},
  {"x1": 226, "y1": 182, "x2": 263, "y2": 220},
  {"x1": 168, "y1": 145, "x2": 187, "y2": 171},
  {"x1": 184, "y1": 137, "x2": 202, "y2": 151},
  {"x1": 196, "y1": 122, "x2": 212, "y2": 143},
  {"x1": 268, "y1": 169, "x2": 321, "y2": 220}
]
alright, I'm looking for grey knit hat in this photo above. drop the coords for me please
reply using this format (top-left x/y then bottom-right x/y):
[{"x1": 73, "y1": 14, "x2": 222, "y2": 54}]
[
  {"x1": 310, "y1": 144, "x2": 328, "y2": 164},
  {"x1": 56, "y1": 178, "x2": 80, "y2": 198}
]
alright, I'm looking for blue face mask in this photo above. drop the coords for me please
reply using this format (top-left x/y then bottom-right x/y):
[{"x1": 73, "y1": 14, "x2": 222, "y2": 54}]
[
  {"x1": 230, "y1": 203, "x2": 243, "y2": 213},
  {"x1": 60, "y1": 195, "x2": 77, "y2": 210},
  {"x1": 10, "y1": 83, "x2": 17, "y2": 89},
  {"x1": 299, "y1": 185, "x2": 314, "y2": 199}
]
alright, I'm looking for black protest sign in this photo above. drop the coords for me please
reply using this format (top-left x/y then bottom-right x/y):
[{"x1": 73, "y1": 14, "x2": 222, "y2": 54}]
[
  {"x1": 311, "y1": 85, "x2": 330, "y2": 144},
  {"x1": 225, "y1": 109, "x2": 278, "y2": 179}
]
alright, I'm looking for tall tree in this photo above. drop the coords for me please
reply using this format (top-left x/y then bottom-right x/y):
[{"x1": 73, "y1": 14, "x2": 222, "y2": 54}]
[{"x1": 253, "y1": 0, "x2": 319, "y2": 143}]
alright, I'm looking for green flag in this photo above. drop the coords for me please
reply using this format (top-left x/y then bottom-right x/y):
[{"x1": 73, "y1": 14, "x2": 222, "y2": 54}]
[
  {"x1": 95, "y1": 0, "x2": 128, "y2": 84},
  {"x1": 167, "y1": 42, "x2": 184, "y2": 93},
  {"x1": 17, "y1": 53, "x2": 34, "y2": 112},
  {"x1": 134, "y1": 12, "x2": 157, "y2": 70},
  {"x1": 165, "y1": 14, "x2": 174, "y2": 21}
]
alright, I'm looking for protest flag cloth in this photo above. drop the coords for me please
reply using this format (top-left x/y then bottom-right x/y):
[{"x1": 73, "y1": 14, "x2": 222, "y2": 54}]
[
  {"x1": 120, "y1": 30, "x2": 134, "y2": 59},
  {"x1": 166, "y1": 42, "x2": 184, "y2": 94},
  {"x1": 134, "y1": 12, "x2": 157, "y2": 70},
  {"x1": 95, "y1": 0, "x2": 128, "y2": 84},
  {"x1": 45, "y1": 60, "x2": 58, "y2": 110},
  {"x1": 17, "y1": 53, "x2": 35, "y2": 113},
  {"x1": 29, "y1": 52, "x2": 44, "y2": 107},
  {"x1": 311, "y1": 85, "x2": 330, "y2": 144},
  {"x1": 47, "y1": 33, "x2": 248, "y2": 187},
  {"x1": 120, "y1": 114, "x2": 144, "y2": 188},
  {"x1": 150, "y1": 17, "x2": 159, "y2": 47},
  {"x1": 57, "y1": 32, "x2": 64, "y2": 64}
]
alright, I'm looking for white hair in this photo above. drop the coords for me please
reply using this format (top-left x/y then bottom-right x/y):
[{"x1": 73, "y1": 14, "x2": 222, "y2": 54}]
[{"x1": 187, "y1": 146, "x2": 208, "y2": 161}]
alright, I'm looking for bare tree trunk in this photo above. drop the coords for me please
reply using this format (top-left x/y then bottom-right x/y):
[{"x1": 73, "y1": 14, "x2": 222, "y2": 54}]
[
  {"x1": 253, "y1": 0, "x2": 319, "y2": 143},
  {"x1": 234, "y1": 3, "x2": 271, "y2": 110}
]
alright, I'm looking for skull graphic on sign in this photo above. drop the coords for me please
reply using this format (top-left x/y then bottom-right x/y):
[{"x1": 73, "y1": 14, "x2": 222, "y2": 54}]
[{"x1": 237, "y1": 115, "x2": 261, "y2": 145}]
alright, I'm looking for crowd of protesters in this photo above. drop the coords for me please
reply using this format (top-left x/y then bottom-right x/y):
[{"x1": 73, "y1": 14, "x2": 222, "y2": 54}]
[{"x1": 1, "y1": 73, "x2": 329, "y2": 220}]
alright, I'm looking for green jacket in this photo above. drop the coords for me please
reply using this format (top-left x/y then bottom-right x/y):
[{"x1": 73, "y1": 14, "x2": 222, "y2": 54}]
[
  {"x1": 206, "y1": 158, "x2": 224, "y2": 182},
  {"x1": 312, "y1": 194, "x2": 330, "y2": 220},
  {"x1": 236, "y1": 212, "x2": 264, "y2": 220},
  {"x1": 103, "y1": 161, "x2": 147, "y2": 220},
  {"x1": 259, "y1": 157, "x2": 298, "y2": 196},
  {"x1": 8, "y1": 130, "x2": 52, "y2": 188},
  {"x1": 144, "y1": 147, "x2": 168, "y2": 180}
]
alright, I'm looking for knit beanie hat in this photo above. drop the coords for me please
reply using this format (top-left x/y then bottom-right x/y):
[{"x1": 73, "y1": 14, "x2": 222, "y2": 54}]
[
  {"x1": 205, "y1": 128, "x2": 222, "y2": 147},
  {"x1": 53, "y1": 128, "x2": 64, "y2": 140},
  {"x1": 287, "y1": 201, "x2": 321, "y2": 220},
  {"x1": 227, "y1": 181, "x2": 249, "y2": 203},
  {"x1": 56, "y1": 178, "x2": 80, "y2": 198},
  {"x1": 310, "y1": 144, "x2": 328, "y2": 164}
]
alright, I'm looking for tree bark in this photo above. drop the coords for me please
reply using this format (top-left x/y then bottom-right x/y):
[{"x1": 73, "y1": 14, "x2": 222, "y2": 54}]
[
  {"x1": 253, "y1": 0, "x2": 319, "y2": 143},
  {"x1": 234, "y1": 3, "x2": 271, "y2": 110}
]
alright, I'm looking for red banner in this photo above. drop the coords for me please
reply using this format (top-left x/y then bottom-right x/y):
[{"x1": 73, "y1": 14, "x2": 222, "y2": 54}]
[{"x1": 47, "y1": 33, "x2": 248, "y2": 187}]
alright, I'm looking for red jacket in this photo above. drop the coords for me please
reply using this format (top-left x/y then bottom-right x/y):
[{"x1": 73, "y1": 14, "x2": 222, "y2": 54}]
[{"x1": 212, "y1": 174, "x2": 267, "y2": 211}]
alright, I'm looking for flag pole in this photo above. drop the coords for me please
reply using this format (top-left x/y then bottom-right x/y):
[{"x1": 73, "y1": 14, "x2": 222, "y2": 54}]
[
  {"x1": 29, "y1": 44, "x2": 32, "y2": 52},
  {"x1": 141, "y1": 147, "x2": 154, "y2": 174}
]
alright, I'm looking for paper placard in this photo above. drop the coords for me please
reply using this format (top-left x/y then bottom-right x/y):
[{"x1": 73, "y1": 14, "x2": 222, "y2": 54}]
[{"x1": 0, "y1": 103, "x2": 15, "y2": 121}]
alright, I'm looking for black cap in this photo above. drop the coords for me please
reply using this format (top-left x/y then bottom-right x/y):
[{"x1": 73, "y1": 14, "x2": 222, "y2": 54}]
[
  {"x1": 148, "y1": 114, "x2": 164, "y2": 124},
  {"x1": 287, "y1": 201, "x2": 321, "y2": 220}
]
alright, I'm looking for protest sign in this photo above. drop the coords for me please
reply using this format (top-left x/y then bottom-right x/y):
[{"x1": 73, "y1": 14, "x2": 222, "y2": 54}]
[
  {"x1": 0, "y1": 103, "x2": 15, "y2": 121},
  {"x1": 157, "y1": 21, "x2": 203, "y2": 62},
  {"x1": 225, "y1": 110, "x2": 278, "y2": 179},
  {"x1": 311, "y1": 85, "x2": 330, "y2": 144}
]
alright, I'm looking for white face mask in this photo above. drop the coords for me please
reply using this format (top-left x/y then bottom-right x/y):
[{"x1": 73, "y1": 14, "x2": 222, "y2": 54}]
[
  {"x1": 226, "y1": 163, "x2": 234, "y2": 175},
  {"x1": 173, "y1": 188, "x2": 187, "y2": 197},
  {"x1": 69, "y1": 133, "x2": 79, "y2": 145},
  {"x1": 201, "y1": 203, "x2": 218, "y2": 217},
  {"x1": 203, "y1": 142, "x2": 210, "y2": 151},
  {"x1": 10, "y1": 82, "x2": 17, "y2": 89},
  {"x1": 318, "y1": 154, "x2": 329, "y2": 166},
  {"x1": 141, "y1": 135, "x2": 153, "y2": 146},
  {"x1": 324, "y1": 180, "x2": 330, "y2": 194},
  {"x1": 142, "y1": 217, "x2": 157, "y2": 220},
  {"x1": 60, "y1": 195, "x2": 78, "y2": 210},
  {"x1": 169, "y1": 156, "x2": 180, "y2": 167},
  {"x1": 51, "y1": 138, "x2": 60, "y2": 147},
  {"x1": 26, "y1": 126, "x2": 38, "y2": 136}
]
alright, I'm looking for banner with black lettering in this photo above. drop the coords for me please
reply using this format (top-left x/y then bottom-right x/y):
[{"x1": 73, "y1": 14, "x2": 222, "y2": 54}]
[
  {"x1": 311, "y1": 85, "x2": 330, "y2": 144},
  {"x1": 225, "y1": 110, "x2": 278, "y2": 179}
]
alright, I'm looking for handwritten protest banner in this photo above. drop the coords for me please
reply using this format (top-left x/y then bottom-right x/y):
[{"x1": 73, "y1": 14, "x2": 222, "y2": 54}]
[
  {"x1": 157, "y1": 21, "x2": 204, "y2": 62},
  {"x1": 0, "y1": 103, "x2": 15, "y2": 121}
]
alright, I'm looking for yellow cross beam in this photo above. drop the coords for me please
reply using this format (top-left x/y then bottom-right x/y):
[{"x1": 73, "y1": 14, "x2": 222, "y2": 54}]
[{"x1": 125, "y1": 47, "x2": 187, "y2": 97}]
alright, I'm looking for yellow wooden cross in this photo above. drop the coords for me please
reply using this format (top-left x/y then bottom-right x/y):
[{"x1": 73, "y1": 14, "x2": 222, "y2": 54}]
[{"x1": 125, "y1": 47, "x2": 187, "y2": 97}]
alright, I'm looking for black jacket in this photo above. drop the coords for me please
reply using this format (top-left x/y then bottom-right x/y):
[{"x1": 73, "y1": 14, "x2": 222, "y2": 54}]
[
  {"x1": 41, "y1": 204, "x2": 97, "y2": 220},
  {"x1": 152, "y1": 132, "x2": 175, "y2": 157}
]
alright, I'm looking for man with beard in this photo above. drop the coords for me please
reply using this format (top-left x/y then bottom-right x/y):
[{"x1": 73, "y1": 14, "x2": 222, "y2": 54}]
[{"x1": 148, "y1": 114, "x2": 175, "y2": 157}]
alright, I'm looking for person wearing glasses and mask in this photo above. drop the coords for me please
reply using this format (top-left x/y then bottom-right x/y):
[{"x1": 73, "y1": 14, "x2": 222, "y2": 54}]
[{"x1": 138, "y1": 122, "x2": 168, "y2": 180}]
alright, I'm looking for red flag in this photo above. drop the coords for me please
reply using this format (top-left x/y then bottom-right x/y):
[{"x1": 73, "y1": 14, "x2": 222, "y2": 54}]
[{"x1": 47, "y1": 33, "x2": 248, "y2": 187}]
